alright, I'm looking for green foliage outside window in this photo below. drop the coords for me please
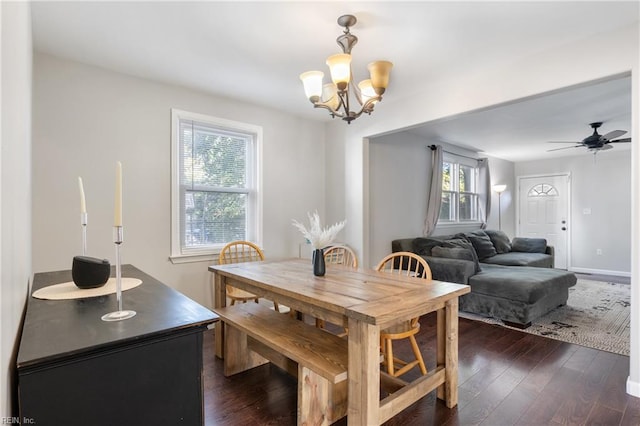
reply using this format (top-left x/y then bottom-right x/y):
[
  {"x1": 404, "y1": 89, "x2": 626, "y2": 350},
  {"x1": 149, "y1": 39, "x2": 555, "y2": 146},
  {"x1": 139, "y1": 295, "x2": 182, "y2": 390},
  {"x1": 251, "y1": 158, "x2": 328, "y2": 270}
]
[{"x1": 181, "y1": 122, "x2": 252, "y2": 248}]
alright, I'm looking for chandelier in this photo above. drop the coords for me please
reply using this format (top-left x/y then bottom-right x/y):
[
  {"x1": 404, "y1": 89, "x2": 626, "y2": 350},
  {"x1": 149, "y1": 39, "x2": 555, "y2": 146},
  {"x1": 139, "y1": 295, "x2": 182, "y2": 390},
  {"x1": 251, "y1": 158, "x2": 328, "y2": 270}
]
[{"x1": 299, "y1": 15, "x2": 393, "y2": 124}]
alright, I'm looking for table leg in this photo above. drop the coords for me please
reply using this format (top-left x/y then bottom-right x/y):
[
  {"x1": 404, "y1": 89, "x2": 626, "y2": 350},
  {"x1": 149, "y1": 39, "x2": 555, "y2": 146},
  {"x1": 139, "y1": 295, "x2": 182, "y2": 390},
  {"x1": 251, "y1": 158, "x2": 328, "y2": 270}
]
[
  {"x1": 436, "y1": 308, "x2": 445, "y2": 401},
  {"x1": 347, "y1": 317, "x2": 380, "y2": 425},
  {"x1": 444, "y1": 298, "x2": 459, "y2": 408},
  {"x1": 214, "y1": 273, "x2": 227, "y2": 359}
]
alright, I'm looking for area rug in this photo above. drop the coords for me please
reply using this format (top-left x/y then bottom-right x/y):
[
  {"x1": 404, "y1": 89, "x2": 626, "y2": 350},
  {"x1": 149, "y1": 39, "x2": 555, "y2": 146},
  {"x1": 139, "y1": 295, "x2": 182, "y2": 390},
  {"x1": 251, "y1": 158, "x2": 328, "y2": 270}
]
[{"x1": 460, "y1": 279, "x2": 630, "y2": 356}]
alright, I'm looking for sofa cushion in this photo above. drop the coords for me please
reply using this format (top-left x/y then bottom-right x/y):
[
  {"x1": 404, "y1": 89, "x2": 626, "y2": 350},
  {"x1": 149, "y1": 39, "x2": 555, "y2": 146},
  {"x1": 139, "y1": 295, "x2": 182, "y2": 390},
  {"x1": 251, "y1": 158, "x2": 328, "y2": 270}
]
[
  {"x1": 412, "y1": 237, "x2": 444, "y2": 256},
  {"x1": 422, "y1": 255, "x2": 476, "y2": 284},
  {"x1": 432, "y1": 246, "x2": 476, "y2": 264},
  {"x1": 481, "y1": 252, "x2": 553, "y2": 268},
  {"x1": 512, "y1": 237, "x2": 547, "y2": 253},
  {"x1": 463, "y1": 230, "x2": 498, "y2": 260},
  {"x1": 484, "y1": 230, "x2": 512, "y2": 254},
  {"x1": 441, "y1": 238, "x2": 481, "y2": 273},
  {"x1": 468, "y1": 264, "x2": 576, "y2": 304}
]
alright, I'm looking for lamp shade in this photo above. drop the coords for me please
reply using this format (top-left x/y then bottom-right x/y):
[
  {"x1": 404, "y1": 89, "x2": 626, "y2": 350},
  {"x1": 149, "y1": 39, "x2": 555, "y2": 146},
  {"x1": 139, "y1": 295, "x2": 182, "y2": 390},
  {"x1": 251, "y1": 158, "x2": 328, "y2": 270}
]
[
  {"x1": 326, "y1": 53, "x2": 352, "y2": 90},
  {"x1": 300, "y1": 71, "x2": 324, "y2": 101},
  {"x1": 357, "y1": 79, "x2": 377, "y2": 104},
  {"x1": 368, "y1": 60, "x2": 393, "y2": 95},
  {"x1": 322, "y1": 83, "x2": 340, "y2": 110},
  {"x1": 493, "y1": 184, "x2": 507, "y2": 193}
]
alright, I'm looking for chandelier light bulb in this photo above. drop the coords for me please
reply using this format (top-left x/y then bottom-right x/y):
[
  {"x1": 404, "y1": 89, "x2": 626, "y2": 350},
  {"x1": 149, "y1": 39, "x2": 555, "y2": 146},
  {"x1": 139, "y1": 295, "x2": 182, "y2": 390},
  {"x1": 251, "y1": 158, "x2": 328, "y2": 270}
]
[
  {"x1": 357, "y1": 79, "x2": 376, "y2": 104},
  {"x1": 326, "y1": 54, "x2": 352, "y2": 91},
  {"x1": 322, "y1": 83, "x2": 340, "y2": 110},
  {"x1": 368, "y1": 61, "x2": 394, "y2": 95},
  {"x1": 300, "y1": 71, "x2": 325, "y2": 102}
]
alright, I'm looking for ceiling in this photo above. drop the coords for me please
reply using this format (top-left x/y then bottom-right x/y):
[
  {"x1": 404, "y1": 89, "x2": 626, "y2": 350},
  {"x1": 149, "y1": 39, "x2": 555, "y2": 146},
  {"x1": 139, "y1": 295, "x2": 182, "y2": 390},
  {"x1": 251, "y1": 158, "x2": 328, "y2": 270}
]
[
  {"x1": 31, "y1": 1, "x2": 638, "y2": 162},
  {"x1": 404, "y1": 74, "x2": 632, "y2": 162}
]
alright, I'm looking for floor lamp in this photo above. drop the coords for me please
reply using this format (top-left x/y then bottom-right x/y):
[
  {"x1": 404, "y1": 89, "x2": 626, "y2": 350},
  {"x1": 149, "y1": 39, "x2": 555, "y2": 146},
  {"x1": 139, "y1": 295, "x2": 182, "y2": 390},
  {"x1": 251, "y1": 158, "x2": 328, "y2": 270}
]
[{"x1": 493, "y1": 184, "x2": 507, "y2": 230}]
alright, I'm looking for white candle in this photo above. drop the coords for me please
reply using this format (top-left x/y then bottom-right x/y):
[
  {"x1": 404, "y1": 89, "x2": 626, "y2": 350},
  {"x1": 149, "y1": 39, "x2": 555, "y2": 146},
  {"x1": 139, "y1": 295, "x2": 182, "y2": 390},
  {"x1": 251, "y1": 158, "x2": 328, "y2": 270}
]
[
  {"x1": 78, "y1": 177, "x2": 86, "y2": 214},
  {"x1": 114, "y1": 161, "x2": 122, "y2": 227}
]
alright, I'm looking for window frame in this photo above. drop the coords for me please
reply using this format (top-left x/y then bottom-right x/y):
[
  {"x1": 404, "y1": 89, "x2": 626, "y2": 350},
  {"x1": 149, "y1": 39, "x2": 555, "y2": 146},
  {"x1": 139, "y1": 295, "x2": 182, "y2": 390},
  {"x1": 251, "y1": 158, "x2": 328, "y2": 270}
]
[
  {"x1": 170, "y1": 109, "x2": 262, "y2": 263},
  {"x1": 438, "y1": 154, "x2": 481, "y2": 226}
]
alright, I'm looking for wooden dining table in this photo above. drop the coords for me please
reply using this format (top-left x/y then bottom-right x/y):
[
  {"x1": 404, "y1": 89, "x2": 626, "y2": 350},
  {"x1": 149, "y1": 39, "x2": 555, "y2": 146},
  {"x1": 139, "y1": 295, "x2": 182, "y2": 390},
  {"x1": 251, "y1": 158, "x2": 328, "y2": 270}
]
[{"x1": 209, "y1": 258, "x2": 470, "y2": 425}]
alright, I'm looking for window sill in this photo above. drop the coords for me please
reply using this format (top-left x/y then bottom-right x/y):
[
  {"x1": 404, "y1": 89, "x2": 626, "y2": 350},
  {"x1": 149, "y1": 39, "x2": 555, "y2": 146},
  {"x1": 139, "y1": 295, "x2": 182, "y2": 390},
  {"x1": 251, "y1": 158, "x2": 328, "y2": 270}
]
[
  {"x1": 436, "y1": 222, "x2": 484, "y2": 231},
  {"x1": 169, "y1": 252, "x2": 219, "y2": 265}
]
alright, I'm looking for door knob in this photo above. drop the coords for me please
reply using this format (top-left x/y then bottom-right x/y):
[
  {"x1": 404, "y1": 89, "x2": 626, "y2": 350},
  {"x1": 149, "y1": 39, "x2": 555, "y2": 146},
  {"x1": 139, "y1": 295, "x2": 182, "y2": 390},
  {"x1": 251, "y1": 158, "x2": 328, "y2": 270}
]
[{"x1": 561, "y1": 227, "x2": 567, "y2": 231}]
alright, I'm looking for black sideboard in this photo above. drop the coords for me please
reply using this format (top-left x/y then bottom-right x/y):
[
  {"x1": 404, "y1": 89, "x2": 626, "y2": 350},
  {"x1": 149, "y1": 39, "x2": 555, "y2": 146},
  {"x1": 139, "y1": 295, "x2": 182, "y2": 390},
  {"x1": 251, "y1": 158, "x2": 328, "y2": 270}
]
[{"x1": 16, "y1": 265, "x2": 218, "y2": 426}]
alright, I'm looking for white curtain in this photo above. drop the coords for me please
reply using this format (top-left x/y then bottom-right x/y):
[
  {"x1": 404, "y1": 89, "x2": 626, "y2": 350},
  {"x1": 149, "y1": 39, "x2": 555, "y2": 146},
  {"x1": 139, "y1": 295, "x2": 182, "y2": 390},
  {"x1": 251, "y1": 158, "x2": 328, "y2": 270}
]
[
  {"x1": 477, "y1": 158, "x2": 491, "y2": 229},
  {"x1": 423, "y1": 145, "x2": 443, "y2": 236}
]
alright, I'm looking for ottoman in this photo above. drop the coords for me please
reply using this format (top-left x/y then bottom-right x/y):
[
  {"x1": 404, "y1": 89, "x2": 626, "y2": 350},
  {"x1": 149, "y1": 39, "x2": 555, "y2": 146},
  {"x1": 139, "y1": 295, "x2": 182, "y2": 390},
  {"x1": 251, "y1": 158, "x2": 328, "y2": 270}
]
[{"x1": 460, "y1": 264, "x2": 577, "y2": 328}]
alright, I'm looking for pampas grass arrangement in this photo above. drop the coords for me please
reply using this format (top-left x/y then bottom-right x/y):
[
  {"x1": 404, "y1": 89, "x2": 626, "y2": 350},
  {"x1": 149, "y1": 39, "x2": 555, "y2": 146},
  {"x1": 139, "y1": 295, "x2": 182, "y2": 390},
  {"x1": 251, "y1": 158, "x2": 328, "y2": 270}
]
[{"x1": 292, "y1": 212, "x2": 346, "y2": 249}]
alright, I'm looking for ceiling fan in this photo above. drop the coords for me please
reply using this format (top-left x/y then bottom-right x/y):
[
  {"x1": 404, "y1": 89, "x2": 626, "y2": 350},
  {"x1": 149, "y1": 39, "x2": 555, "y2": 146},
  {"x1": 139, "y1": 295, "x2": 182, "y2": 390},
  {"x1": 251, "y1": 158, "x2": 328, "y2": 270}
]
[{"x1": 547, "y1": 122, "x2": 631, "y2": 154}]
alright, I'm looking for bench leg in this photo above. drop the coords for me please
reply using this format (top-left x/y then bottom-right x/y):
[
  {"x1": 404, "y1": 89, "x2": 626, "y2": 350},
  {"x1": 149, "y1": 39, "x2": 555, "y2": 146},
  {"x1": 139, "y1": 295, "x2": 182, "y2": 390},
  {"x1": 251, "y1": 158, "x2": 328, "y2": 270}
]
[
  {"x1": 298, "y1": 366, "x2": 346, "y2": 426},
  {"x1": 223, "y1": 323, "x2": 268, "y2": 376}
]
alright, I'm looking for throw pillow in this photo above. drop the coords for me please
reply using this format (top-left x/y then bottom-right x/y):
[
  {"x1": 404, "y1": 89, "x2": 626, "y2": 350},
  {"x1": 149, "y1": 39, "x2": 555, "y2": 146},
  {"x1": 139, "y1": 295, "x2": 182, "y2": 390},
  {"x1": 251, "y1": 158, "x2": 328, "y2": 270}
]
[
  {"x1": 431, "y1": 246, "x2": 476, "y2": 264},
  {"x1": 511, "y1": 237, "x2": 547, "y2": 253},
  {"x1": 484, "y1": 230, "x2": 512, "y2": 254},
  {"x1": 412, "y1": 237, "x2": 443, "y2": 256},
  {"x1": 463, "y1": 230, "x2": 498, "y2": 260},
  {"x1": 441, "y1": 238, "x2": 481, "y2": 273}
]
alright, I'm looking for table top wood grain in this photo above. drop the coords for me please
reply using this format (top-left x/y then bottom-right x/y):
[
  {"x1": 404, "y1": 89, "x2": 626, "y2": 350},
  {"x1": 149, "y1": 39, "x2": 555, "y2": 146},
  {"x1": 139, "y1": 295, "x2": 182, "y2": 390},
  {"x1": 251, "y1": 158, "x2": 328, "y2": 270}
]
[{"x1": 209, "y1": 258, "x2": 469, "y2": 328}]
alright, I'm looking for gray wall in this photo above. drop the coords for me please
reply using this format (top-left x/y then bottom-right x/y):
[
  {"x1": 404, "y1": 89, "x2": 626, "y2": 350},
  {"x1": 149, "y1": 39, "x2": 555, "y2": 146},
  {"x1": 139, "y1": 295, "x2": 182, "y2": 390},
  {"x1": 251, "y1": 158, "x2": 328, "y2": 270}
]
[
  {"x1": 32, "y1": 53, "x2": 327, "y2": 309},
  {"x1": 516, "y1": 150, "x2": 631, "y2": 275},
  {"x1": 1, "y1": 1, "x2": 32, "y2": 417},
  {"x1": 368, "y1": 133, "x2": 515, "y2": 267}
]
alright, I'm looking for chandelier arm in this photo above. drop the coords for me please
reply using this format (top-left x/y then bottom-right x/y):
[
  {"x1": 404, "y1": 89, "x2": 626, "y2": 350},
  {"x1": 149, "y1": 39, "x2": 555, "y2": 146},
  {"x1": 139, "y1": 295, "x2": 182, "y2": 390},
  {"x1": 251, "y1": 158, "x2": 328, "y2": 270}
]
[
  {"x1": 356, "y1": 97, "x2": 379, "y2": 115},
  {"x1": 312, "y1": 102, "x2": 347, "y2": 118}
]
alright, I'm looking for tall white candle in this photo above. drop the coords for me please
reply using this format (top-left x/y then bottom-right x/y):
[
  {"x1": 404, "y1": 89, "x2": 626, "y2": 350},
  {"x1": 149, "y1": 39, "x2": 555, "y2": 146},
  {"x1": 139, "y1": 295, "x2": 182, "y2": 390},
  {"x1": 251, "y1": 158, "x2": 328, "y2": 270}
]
[
  {"x1": 114, "y1": 161, "x2": 122, "y2": 227},
  {"x1": 78, "y1": 177, "x2": 86, "y2": 214}
]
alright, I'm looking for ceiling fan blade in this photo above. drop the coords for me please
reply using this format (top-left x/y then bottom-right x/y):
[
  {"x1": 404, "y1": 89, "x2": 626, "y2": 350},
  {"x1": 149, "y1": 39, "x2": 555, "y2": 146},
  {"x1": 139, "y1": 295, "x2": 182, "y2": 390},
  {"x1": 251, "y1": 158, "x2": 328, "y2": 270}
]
[
  {"x1": 547, "y1": 145, "x2": 582, "y2": 152},
  {"x1": 547, "y1": 141, "x2": 582, "y2": 144},
  {"x1": 602, "y1": 130, "x2": 626, "y2": 140},
  {"x1": 607, "y1": 138, "x2": 631, "y2": 143}
]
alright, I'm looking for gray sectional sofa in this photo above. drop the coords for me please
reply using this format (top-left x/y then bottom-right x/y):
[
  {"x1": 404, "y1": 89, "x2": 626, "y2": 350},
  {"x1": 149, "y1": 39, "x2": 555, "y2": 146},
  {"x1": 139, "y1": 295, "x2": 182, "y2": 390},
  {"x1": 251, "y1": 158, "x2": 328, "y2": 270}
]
[{"x1": 392, "y1": 229, "x2": 577, "y2": 328}]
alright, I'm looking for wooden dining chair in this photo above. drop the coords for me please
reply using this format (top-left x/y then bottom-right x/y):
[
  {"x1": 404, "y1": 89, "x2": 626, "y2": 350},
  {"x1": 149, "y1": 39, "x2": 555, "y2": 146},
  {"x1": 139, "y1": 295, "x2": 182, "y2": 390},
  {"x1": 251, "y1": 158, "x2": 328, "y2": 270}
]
[
  {"x1": 218, "y1": 241, "x2": 279, "y2": 312},
  {"x1": 315, "y1": 245, "x2": 359, "y2": 333},
  {"x1": 323, "y1": 244, "x2": 358, "y2": 269},
  {"x1": 375, "y1": 251, "x2": 432, "y2": 377}
]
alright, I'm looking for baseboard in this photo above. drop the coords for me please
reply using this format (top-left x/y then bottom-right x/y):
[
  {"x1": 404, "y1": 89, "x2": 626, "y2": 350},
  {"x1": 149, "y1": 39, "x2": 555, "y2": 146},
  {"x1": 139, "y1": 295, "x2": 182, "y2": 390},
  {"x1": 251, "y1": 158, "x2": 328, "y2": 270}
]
[
  {"x1": 569, "y1": 267, "x2": 631, "y2": 278},
  {"x1": 627, "y1": 376, "x2": 640, "y2": 397}
]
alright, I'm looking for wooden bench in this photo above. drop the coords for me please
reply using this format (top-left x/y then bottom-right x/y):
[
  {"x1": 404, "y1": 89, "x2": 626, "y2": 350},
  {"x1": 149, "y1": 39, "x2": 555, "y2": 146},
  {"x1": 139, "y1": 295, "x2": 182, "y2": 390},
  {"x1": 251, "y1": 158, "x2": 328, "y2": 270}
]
[{"x1": 213, "y1": 303, "x2": 348, "y2": 425}]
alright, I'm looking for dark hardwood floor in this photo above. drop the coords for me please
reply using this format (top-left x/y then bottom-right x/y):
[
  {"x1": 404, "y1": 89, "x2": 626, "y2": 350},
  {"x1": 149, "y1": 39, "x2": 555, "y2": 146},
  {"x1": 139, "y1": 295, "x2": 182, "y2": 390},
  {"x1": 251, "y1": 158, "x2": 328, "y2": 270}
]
[{"x1": 203, "y1": 313, "x2": 640, "y2": 425}]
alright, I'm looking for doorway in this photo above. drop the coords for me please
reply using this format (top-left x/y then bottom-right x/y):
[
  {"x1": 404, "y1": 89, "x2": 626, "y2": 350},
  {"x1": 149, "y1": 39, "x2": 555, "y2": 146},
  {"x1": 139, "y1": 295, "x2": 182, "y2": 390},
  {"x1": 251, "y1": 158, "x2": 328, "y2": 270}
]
[{"x1": 517, "y1": 174, "x2": 570, "y2": 269}]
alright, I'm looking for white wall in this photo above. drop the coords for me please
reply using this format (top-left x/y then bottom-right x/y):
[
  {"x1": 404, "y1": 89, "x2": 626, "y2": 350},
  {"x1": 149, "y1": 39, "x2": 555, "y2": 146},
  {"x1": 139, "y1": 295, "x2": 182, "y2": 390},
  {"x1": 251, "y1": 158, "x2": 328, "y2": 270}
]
[
  {"x1": 32, "y1": 53, "x2": 326, "y2": 309},
  {"x1": 368, "y1": 133, "x2": 431, "y2": 265},
  {"x1": 1, "y1": 1, "x2": 32, "y2": 417},
  {"x1": 367, "y1": 133, "x2": 515, "y2": 267}
]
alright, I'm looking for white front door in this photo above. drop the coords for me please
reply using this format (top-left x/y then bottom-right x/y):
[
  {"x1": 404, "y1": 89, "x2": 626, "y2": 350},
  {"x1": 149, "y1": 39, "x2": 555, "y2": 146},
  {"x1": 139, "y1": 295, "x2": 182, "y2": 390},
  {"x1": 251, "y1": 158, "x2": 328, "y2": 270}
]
[{"x1": 517, "y1": 174, "x2": 570, "y2": 269}]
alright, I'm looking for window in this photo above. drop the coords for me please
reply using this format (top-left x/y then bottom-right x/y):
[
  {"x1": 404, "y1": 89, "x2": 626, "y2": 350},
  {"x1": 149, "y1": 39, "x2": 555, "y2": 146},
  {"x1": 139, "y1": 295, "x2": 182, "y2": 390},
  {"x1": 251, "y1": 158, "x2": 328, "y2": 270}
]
[
  {"x1": 171, "y1": 109, "x2": 261, "y2": 262},
  {"x1": 528, "y1": 183, "x2": 558, "y2": 197},
  {"x1": 439, "y1": 157, "x2": 479, "y2": 223}
]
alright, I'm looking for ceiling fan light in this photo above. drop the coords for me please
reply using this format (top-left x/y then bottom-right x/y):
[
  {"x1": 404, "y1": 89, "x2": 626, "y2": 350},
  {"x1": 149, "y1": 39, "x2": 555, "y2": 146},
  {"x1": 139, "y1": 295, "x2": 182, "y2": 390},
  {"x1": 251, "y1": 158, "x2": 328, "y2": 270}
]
[
  {"x1": 300, "y1": 71, "x2": 324, "y2": 102},
  {"x1": 326, "y1": 53, "x2": 351, "y2": 91},
  {"x1": 368, "y1": 60, "x2": 393, "y2": 95}
]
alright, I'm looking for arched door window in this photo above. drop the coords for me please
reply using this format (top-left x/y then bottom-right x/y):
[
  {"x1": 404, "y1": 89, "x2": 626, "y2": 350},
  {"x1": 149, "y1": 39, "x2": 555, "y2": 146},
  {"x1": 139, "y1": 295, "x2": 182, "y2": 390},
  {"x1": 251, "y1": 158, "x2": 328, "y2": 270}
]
[{"x1": 528, "y1": 183, "x2": 558, "y2": 197}]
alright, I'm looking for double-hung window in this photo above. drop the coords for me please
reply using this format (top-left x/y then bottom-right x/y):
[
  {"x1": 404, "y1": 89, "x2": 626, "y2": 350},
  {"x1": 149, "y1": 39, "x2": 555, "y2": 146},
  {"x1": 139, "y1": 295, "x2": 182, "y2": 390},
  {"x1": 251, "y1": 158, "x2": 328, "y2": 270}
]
[
  {"x1": 439, "y1": 156, "x2": 479, "y2": 223},
  {"x1": 171, "y1": 109, "x2": 261, "y2": 262}
]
